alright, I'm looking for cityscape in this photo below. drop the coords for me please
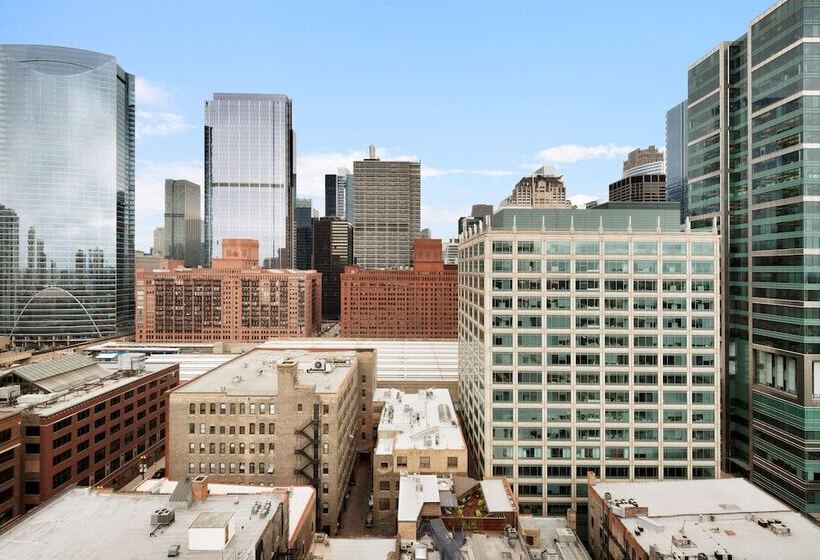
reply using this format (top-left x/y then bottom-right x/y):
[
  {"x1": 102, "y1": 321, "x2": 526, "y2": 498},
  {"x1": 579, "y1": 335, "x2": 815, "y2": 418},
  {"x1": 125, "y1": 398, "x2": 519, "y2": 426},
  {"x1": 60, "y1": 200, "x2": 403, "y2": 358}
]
[{"x1": 1, "y1": 1, "x2": 820, "y2": 559}]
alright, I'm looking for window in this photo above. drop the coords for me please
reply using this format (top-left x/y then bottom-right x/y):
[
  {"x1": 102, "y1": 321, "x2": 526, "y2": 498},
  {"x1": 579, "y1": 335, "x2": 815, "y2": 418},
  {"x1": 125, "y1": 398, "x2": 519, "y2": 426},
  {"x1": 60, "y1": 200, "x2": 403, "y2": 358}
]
[
  {"x1": 493, "y1": 259, "x2": 512, "y2": 272},
  {"x1": 604, "y1": 260, "x2": 628, "y2": 273},
  {"x1": 517, "y1": 240, "x2": 540, "y2": 253},
  {"x1": 546, "y1": 241, "x2": 570, "y2": 254},
  {"x1": 604, "y1": 241, "x2": 628, "y2": 255},
  {"x1": 447, "y1": 456, "x2": 459, "y2": 468},
  {"x1": 662, "y1": 261, "x2": 686, "y2": 274},
  {"x1": 397, "y1": 456, "x2": 408, "y2": 467},
  {"x1": 492, "y1": 241, "x2": 512, "y2": 253},
  {"x1": 633, "y1": 241, "x2": 657, "y2": 255},
  {"x1": 420, "y1": 457, "x2": 431, "y2": 469},
  {"x1": 634, "y1": 260, "x2": 657, "y2": 274},
  {"x1": 518, "y1": 408, "x2": 542, "y2": 422},
  {"x1": 575, "y1": 241, "x2": 599, "y2": 255},
  {"x1": 662, "y1": 241, "x2": 686, "y2": 255}
]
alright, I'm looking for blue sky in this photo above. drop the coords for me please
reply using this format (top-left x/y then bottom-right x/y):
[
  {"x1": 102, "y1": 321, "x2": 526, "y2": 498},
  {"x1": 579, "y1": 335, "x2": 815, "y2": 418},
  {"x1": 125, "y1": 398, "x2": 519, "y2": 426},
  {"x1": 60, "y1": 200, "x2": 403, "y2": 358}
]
[{"x1": 1, "y1": 0, "x2": 773, "y2": 251}]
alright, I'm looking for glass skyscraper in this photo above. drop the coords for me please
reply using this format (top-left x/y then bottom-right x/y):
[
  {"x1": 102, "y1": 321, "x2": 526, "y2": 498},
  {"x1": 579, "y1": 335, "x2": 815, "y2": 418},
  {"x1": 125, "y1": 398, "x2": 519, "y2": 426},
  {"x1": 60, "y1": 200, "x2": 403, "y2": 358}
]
[
  {"x1": 164, "y1": 179, "x2": 202, "y2": 267},
  {"x1": 665, "y1": 101, "x2": 688, "y2": 223},
  {"x1": 0, "y1": 45, "x2": 135, "y2": 348},
  {"x1": 687, "y1": 0, "x2": 820, "y2": 514},
  {"x1": 204, "y1": 93, "x2": 294, "y2": 268}
]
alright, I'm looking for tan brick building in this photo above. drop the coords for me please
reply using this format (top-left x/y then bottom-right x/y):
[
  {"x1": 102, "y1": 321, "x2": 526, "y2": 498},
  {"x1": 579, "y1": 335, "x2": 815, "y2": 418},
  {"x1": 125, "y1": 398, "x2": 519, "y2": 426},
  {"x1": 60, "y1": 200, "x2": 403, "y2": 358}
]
[
  {"x1": 0, "y1": 408, "x2": 21, "y2": 528},
  {"x1": 135, "y1": 239, "x2": 322, "y2": 343},
  {"x1": 166, "y1": 348, "x2": 375, "y2": 536},
  {"x1": 372, "y1": 388, "x2": 467, "y2": 535}
]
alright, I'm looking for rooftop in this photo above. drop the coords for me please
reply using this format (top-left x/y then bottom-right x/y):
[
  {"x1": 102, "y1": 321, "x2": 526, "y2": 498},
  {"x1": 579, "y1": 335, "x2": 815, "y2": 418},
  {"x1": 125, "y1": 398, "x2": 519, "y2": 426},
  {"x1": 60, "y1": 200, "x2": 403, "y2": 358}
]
[
  {"x1": 174, "y1": 349, "x2": 356, "y2": 395},
  {"x1": 593, "y1": 479, "x2": 820, "y2": 560},
  {"x1": 311, "y1": 538, "x2": 397, "y2": 559},
  {"x1": 398, "y1": 474, "x2": 448, "y2": 522},
  {"x1": 0, "y1": 488, "x2": 282, "y2": 560},
  {"x1": 376, "y1": 388, "x2": 465, "y2": 453},
  {"x1": 519, "y1": 516, "x2": 591, "y2": 560}
]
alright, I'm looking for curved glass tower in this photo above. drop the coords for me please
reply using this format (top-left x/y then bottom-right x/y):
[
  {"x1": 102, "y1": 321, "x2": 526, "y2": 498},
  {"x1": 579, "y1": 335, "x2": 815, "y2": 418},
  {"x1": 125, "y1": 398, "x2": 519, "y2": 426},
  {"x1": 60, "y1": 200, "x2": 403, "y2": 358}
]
[{"x1": 0, "y1": 45, "x2": 135, "y2": 348}]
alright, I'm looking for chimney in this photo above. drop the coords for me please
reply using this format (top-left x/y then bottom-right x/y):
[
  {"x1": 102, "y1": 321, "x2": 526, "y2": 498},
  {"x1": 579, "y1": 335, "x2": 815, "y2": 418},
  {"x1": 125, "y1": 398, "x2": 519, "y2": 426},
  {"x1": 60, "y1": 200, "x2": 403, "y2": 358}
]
[
  {"x1": 586, "y1": 470, "x2": 597, "y2": 487},
  {"x1": 192, "y1": 475, "x2": 209, "y2": 503},
  {"x1": 369, "y1": 144, "x2": 376, "y2": 159}
]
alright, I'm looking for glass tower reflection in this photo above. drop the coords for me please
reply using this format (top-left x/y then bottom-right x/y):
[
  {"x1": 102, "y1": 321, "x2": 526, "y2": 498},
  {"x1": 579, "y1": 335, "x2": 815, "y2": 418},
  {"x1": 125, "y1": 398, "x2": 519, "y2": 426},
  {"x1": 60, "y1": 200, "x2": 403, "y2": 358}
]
[
  {"x1": 0, "y1": 45, "x2": 135, "y2": 348},
  {"x1": 204, "y1": 93, "x2": 295, "y2": 268}
]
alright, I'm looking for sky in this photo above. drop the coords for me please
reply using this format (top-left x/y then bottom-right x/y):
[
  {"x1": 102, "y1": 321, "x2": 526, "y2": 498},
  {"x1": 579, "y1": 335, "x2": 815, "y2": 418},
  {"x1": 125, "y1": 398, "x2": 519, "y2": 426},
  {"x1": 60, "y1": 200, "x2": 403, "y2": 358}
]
[{"x1": 1, "y1": 0, "x2": 775, "y2": 252}]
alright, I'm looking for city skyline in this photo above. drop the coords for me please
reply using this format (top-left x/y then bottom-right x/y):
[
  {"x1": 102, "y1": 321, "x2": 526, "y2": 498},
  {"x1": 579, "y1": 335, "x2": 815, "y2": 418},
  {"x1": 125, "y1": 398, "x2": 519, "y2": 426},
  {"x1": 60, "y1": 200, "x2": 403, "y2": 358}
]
[{"x1": 0, "y1": 1, "x2": 774, "y2": 251}]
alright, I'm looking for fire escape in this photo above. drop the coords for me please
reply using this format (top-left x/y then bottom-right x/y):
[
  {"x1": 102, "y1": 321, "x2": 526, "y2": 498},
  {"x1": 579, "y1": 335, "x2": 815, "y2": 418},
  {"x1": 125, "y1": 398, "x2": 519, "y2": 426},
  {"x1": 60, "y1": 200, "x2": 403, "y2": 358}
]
[{"x1": 294, "y1": 404, "x2": 321, "y2": 532}]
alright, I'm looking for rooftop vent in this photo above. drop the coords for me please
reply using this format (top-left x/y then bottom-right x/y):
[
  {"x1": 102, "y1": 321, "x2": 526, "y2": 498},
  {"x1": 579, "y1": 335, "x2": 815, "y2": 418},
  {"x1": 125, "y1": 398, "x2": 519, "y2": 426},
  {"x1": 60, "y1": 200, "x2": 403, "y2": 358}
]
[{"x1": 152, "y1": 507, "x2": 175, "y2": 526}]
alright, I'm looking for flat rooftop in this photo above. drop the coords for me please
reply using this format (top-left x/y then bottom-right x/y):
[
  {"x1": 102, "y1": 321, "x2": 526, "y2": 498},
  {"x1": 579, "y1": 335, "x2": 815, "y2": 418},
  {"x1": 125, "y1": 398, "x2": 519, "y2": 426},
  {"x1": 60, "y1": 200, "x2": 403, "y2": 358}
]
[
  {"x1": 519, "y1": 516, "x2": 591, "y2": 560},
  {"x1": 398, "y1": 474, "x2": 449, "y2": 522},
  {"x1": 0, "y1": 488, "x2": 279, "y2": 560},
  {"x1": 376, "y1": 388, "x2": 465, "y2": 452},
  {"x1": 312, "y1": 538, "x2": 397, "y2": 559},
  {"x1": 174, "y1": 349, "x2": 356, "y2": 395}
]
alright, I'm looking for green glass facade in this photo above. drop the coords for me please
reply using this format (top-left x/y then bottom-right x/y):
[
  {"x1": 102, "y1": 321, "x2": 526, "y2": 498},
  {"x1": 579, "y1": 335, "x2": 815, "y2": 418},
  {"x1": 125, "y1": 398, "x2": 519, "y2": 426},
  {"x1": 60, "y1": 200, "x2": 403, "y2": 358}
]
[{"x1": 688, "y1": 0, "x2": 820, "y2": 513}]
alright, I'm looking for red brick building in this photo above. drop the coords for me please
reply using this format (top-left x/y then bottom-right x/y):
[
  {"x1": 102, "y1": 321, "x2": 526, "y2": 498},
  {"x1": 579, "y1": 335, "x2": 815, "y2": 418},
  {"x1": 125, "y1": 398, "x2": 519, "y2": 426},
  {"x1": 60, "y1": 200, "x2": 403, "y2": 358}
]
[
  {"x1": 135, "y1": 239, "x2": 322, "y2": 343},
  {"x1": 0, "y1": 408, "x2": 22, "y2": 527},
  {"x1": 341, "y1": 239, "x2": 457, "y2": 338},
  {"x1": 0, "y1": 354, "x2": 179, "y2": 512}
]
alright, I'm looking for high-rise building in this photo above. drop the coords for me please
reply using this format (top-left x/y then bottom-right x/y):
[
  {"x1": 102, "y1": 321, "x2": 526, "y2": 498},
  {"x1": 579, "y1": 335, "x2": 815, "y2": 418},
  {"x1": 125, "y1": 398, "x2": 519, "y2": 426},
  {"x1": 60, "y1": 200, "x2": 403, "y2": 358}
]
[
  {"x1": 500, "y1": 167, "x2": 572, "y2": 208},
  {"x1": 325, "y1": 168, "x2": 353, "y2": 222},
  {"x1": 459, "y1": 203, "x2": 721, "y2": 522},
  {"x1": 295, "y1": 198, "x2": 318, "y2": 270},
  {"x1": 686, "y1": 1, "x2": 820, "y2": 515},
  {"x1": 622, "y1": 146, "x2": 664, "y2": 176},
  {"x1": 164, "y1": 179, "x2": 202, "y2": 267},
  {"x1": 152, "y1": 227, "x2": 165, "y2": 257},
  {"x1": 341, "y1": 239, "x2": 457, "y2": 339},
  {"x1": 135, "y1": 239, "x2": 321, "y2": 342},
  {"x1": 352, "y1": 145, "x2": 420, "y2": 269},
  {"x1": 204, "y1": 93, "x2": 294, "y2": 269},
  {"x1": 443, "y1": 238, "x2": 459, "y2": 265},
  {"x1": 609, "y1": 147, "x2": 667, "y2": 203},
  {"x1": 666, "y1": 101, "x2": 689, "y2": 222},
  {"x1": 0, "y1": 45, "x2": 135, "y2": 349},
  {"x1": 458, "y1": 204, "x2": 494, "y2": 235},
  {"x1": 311, "y1": 217, "x2": 353, "y2": 320}
]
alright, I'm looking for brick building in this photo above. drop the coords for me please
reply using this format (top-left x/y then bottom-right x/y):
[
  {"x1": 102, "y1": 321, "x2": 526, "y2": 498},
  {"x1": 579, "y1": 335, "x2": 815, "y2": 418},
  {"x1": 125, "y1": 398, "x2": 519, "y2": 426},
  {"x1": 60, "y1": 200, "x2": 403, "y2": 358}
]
[
  {"x1": 0, "y1": 354, "x2": 179, "y2": 511},
  {"x1": 166, "y1": 348, "x2": 375, "y2": 536},
  {"x1": 135, "y1": 239, "x2": 322, "y2": 343},
  {"x1": 340, "y1": 239, "x2": 457, "y2": 339},
  {"x1": 0, "y1": 408, "x2": 21, "y2": 527}
]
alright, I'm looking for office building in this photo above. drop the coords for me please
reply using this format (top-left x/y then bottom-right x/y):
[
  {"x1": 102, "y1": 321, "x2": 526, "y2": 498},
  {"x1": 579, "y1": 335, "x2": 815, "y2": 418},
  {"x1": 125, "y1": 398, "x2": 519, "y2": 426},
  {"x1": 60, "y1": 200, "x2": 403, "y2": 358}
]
[
  {"x1": 341, "y1": 239, "x2": 457, "y2": 339},
  {"x1": 0, "y1": 45, "x2": 135, "y2": 348},
  {"x1": 608, "y1": 147, "x2": 666, "y2": 203},
  {"x1": 372, "y1": 388, "x2": 467, "y2": 535},
  {"x1": 0, "y1": 354, "x2": 178, "y2": 510},
  {"x1": 0, "y1": 482, "x2": 315, "y2": 560},
  {"x1": 458, "y1": 203, "x2": 721, "y2": 522},
  {"x1": 501, "y1": 166, "x2": 572, "y2": 208},
  {"x1": 135, "y1": 239, "x2": 321, "y2": 343},
  {"x1": 312, "y1": 217, "x2": 353, "y2": 320},
  {"x1": 325, "y1": 168, "x2": 353, "y2": 222},
  {"x1": 443, "y1": 238, "x2": 459, "y2": 265},
  {"x1": 622, "y1": 146, "x2": 664, "y2": 177},
  {"x1": 666, "y1": 101, "x2": 689, "y2": 222},
  {"x1": 458, "y1": 204, "x2": 494, "y2": 235},
  {"x1": 295, "y1": 198, "x2": 318, "y2": 270},
  {"x1": 352, "y1": 145, "x2": 420, "y2": 269},
  {"x1": 587, "y1": 478, "x2": 820, "y2": 560},
  {"x1": 0, "y1": 409, "x2": 21, "y2": 527},
  {"x1": 166, "y1": 348, "x2": 376, "y2": 535},
  {"x1": 164, "y1": 179, "x2": 202, "y2": 267},
  {"x1": 686, "y1": 0, "x2": 820, "y2": 514},
  {"x1": 204, "y1": 93, "x2": 294, "y2": 268},
  {"x1": 153, "y1": 227, "x2": 165, "y2": 257}
]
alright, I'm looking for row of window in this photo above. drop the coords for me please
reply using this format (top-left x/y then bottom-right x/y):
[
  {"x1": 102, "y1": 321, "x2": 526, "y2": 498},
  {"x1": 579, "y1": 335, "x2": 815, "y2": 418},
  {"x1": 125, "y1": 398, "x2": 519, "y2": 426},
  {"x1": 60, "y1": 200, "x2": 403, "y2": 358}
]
[
  {"x1": 188, "y1": 461, "x2": 274, "y2": 475},
  {"x1": 490, "y1": 260, "x2": 715, "y2": 274},
  {"x1": 488, "y1": 240, "x2": 715, "y2": 256},
  {"x1": 492, "y1": 352, "x2": 716, "y2": 367},
  {"x1": 493, "y1": 334, "x2": 714, "y2": 348},
  {"x1": 492, "y1": 440, "x2": 716, "y2": 460},
  {"x1": 493, "y1": 315, "x2": 715, "y2": 329},
  {"x1": 491, "y1": 371, "x2": 714, "y2": 385},
  {"x1": 493, "y1": 278, "x2": 715, "y2": 291},
  {"x1": 492, "y1": 389, "x2": 715, "y2": 405},
  {"x1": 188, "y1": 402, "x2": 275, "y2": 415}
]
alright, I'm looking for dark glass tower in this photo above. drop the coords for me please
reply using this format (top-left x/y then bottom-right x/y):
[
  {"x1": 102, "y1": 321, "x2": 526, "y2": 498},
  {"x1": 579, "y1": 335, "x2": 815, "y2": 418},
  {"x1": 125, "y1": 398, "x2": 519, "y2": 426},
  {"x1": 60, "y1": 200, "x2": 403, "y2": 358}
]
[
  {"x1": 0, "y1": 45, "x2": 135, "y2": 348},
  {"x1": 164, "y1": 179, "x2": 202, "y2": 267},
  {"x1": 204, "y1": 93, "x2": 294, "y2": 268},
  {"x1": 666, "y1": 101, "x2": 689, "y2": 222},
  {"x1": 312, "y1": 217, "x2": 353, "y2": 319},
  {"x1": 295, "y1": 198, "x2": 318, "y2": 270}
]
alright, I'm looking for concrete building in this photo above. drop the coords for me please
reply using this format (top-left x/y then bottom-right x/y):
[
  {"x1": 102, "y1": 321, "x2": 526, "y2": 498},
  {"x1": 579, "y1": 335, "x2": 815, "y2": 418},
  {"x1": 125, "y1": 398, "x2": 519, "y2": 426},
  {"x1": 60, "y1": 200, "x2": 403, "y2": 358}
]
[
  {"x1": 665, "y1": 101, "x2": 688, "y2": 222},
  {"x1": 609, "y1": 147, "x2": 666, "y2": 203},
  {"x1": 311, "y1": 217, "x2": 353, "y2": 320},
  {"x1": 587, "y1": 478, "x2": 820, "y2": 560},
  {"x1": 686, "y1": 0, "x2": 820, "y2": 515},
  {"x1": 458, "y1": 203, "x2": 721, "y2": 524},
  {"x1": 153, "y1": 227, "x2": 165, "y2": 257},
  {"x1": 295, "y1": 198, "x2": 318, "y2": 271},
  {"x1": 0, "y1": 408, "x2": 21, "y2": 527},
  {"x1": 166, "y1": 348, "x2": 375, "y2": 535},
  {"x1": 164, "y1": 179, "x2": 202, "y2": 267},
  {"x1": 352, "y1": 145, "x2": 420, "y2": 269},
  {"x1": 135, "y1": 239, "x2": 322, "y2": 343},
  {"x1": 501, "y1": 166, "x2": 572, "y2": 208},
  {"x1": 341, "y1": 239, "x2": 457, "y2": 339},
  {"x1": 0, "y1": 481, "x2": 315, "y2": 560},
  {"x1": 0, "y1": 354, "x2": 179, "y2": 511},
  {"x1": 443, "y1": 238, "x2": 459, "y2": 265},
  {"x1": 372, "y1": 388, "x2": 467, "y2": 535}
]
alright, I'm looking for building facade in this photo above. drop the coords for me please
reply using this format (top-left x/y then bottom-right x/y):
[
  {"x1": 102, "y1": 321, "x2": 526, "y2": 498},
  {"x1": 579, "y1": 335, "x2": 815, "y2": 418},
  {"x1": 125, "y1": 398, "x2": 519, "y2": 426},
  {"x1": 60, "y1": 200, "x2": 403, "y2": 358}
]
[
  {"x1": 458, "y1": 204, "x2": 721, "y2": 523},
  {"x1": 312, "y1": 217, "x2": 353, "y2": 320},
  {"x1": 686, "y1": 0, "x2": 820, "y2": 514},
  {"x1": 164, "y1": 179, "x2": 202, "y2": 267},
  {"x1": 501, "y1": 167, "x2": 572, "y2": 208},
  {"x1": 0, "y1": 45, "x2": 135, "y2": 348},
  {"x1": 622, "y1": 146, "x2": 664, "y2": 177},
  {"x1": 325, "y1": 168, "x2": 353, "y2": 222},
  {"x1": 204, "y1": 93, "x2": 294, "y2": 268},
  {"x1": 341, "y1": 240, "x2": 457, "y2": 338},
  {"x1": 135, "y1": 239, "x2": 321, "y2": 343},
  {"x1": 608, "y1": 174, "x2": 667, "y2": 203},
  {"x1": 666, "y1": 101, "x2": 689, "y2": 222},
  {"x1": 166, "y1": 348, "x2": 375, "y2": 536},
  {"x1": 0, "y1": 409, "x2": 22, "y2": 527},
  {"x1": 352, "y1": 146, "x2": 420, "y2": 269},
  {"x1": 295, "y1": 198, "x2": 318, "y2": 271},
  {"x1": 153, "y1": 227, "x2": 165, "y2": 257}
]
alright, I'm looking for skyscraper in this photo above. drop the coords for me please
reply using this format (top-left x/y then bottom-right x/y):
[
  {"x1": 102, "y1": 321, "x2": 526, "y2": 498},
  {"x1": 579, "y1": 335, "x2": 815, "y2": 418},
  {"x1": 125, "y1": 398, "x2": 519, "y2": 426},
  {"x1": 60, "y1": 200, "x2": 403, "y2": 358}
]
[
  {"x1": 352, "y1": 146, "x2": 420, "y2": 269},
  {"x1": 500, "y1": 166, "x2": 572, "y2": 208},
  {"x1": 164, "y1": 179, "x2": 202, "y2": 267},
  {"x1": 312, "y1": 216, "x2": 353, "y2": 319},
  {"x1": 666, "y1": 101, "x2": 689, "y2": 222},
  {"x1": 152, "y1": 227, "x2": 165, "y2": 257},
  {"x1": 324, "y1": 168, "x2": 353, "y2": 222},
  {"x1": 204, "y1": 93, "x2": 294, "y2": 268},
  {"x1": 0, "y1": 45, "x2": 135, "y2": 348},
  {"x1": 295, "y1": 198, "x2": 318, "y2": 270},
  {"x1": 687, "y1": 0, "x2": 820, "y2": 515},
  {"x1": 608, "y1": 147, "x2": 666, "y2": 203}
]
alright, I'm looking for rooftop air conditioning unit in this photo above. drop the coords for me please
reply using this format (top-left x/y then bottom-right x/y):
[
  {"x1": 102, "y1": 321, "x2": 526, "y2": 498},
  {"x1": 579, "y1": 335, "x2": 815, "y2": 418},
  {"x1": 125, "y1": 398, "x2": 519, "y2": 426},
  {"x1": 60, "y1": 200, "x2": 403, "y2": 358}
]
[{"x1": 151, "y1": 507, "x2": 175, "y2": 525}]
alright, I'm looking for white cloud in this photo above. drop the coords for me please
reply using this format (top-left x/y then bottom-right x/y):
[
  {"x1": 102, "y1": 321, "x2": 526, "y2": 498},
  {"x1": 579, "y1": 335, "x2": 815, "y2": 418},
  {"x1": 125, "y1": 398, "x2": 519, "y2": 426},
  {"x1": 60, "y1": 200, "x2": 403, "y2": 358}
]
[
  {"x1": 421, "y1": 204, "x2": 466, "y2": 239},
  {"x1": 423, "y1": 166, "x2": 515, "y2": 178},
  {"x1": 136, "y1": 110, "x2": 190, "y2": 139},
  {"x1": 536, "y1": 144, "x2": 634, "y2": 164},
  {"x1": 135, "y1": 76, "x2": 172, "y2": 108},
  {"x1": 568, "y1": 194, "x2": 599, "y2": 208}
]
